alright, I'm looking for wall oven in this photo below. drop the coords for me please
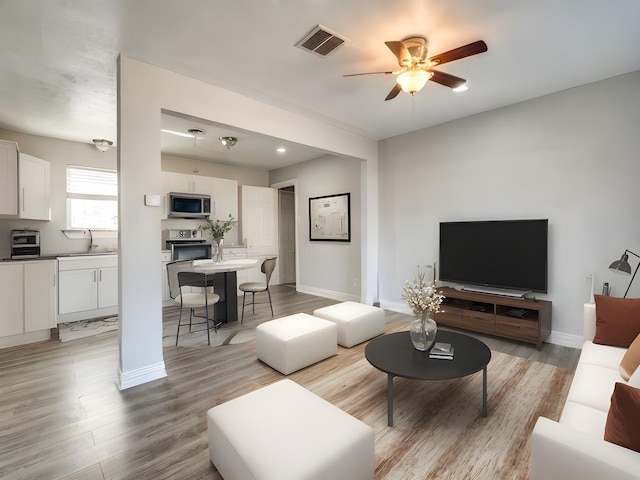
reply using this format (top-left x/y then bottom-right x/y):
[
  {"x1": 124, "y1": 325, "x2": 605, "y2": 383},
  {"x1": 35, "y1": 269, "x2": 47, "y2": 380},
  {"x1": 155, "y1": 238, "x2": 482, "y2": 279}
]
[
  {"x1": 169, "y1": 241, "x2": 212, "y2": 261},
  {"x1": 163, "y1": 228, "x2": 212, "y2": 261}
]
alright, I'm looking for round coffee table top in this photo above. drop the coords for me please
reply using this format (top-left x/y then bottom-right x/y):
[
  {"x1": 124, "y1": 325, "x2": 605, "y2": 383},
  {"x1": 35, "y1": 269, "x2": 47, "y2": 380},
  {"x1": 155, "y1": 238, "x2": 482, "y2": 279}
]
[{"x1": 365, "y1": 330, "x2": 491, "y2": 381}]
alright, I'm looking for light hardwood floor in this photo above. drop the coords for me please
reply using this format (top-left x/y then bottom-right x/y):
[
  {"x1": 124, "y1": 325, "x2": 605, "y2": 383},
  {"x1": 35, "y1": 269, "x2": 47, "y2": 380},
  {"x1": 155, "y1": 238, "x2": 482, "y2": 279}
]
[{"x1": 0, "y1": 285, "x2": 580, "y2": 479}]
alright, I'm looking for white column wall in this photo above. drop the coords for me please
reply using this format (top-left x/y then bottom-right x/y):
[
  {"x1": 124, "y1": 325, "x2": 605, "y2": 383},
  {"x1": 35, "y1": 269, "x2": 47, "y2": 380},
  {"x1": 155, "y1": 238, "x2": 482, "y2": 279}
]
[{"x1": 117, "y1": 56, "x2": 378, "y2": 388}]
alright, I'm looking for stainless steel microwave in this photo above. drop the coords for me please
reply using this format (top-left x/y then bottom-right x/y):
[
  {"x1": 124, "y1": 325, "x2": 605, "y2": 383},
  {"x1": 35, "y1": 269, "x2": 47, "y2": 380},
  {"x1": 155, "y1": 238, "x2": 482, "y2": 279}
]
[{"x1": 168, "y1": 192, "x2": 211, "y2": 218}]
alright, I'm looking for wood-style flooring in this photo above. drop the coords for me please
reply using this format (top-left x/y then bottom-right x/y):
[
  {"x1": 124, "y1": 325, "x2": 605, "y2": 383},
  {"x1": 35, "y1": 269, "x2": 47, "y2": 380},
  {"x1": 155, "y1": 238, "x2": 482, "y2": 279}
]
[{"x1": 0, "y1": 285, "x2": 580, "y2": 479}]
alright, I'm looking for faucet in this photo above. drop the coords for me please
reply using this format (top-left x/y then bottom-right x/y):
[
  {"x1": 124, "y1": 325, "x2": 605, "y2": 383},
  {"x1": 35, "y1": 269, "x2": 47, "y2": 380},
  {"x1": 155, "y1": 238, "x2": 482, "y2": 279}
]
[{"x1": 89, "y1": 230, "x2": 99, "y2": 252}]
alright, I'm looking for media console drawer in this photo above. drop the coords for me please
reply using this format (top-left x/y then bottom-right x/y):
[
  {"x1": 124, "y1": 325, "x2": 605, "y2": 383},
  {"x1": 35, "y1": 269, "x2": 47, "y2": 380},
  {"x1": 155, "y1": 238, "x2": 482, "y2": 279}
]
[
  {"x1": 462, "y1": 310, "x2": 494, "y2": 333},
  {"x1": 495, "y1": 316, "x2": 538, "y2": 342},
  {"x1": 435, "y1": 306, "x2": 463, "y2": 327}
]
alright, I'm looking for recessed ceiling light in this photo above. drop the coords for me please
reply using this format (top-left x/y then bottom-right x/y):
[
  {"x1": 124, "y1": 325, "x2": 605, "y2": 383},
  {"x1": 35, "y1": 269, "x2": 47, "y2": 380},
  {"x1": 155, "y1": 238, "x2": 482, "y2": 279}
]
[
  {"x1": 452, "y1": 84, "x2": 469, "y2": 93},
  {"x1": 276, "y1": 147, "x2": 286, "y2": 153}
]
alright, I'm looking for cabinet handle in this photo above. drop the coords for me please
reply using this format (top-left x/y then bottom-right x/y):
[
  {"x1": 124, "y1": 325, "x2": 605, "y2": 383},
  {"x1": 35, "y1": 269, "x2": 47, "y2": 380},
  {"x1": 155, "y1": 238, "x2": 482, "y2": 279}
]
[
  {"x1": 22, "y1": 188, "x2": 25, "y2": 212},
  {"x1": 93, "y1": 270, "x2": 97, "y2": 282},
  {"x1": 53, "y1": 273, "x2": 56, "y2": 287},
  {"x1": 99, "y1": 270, "x2": 102, "y2": 282}
]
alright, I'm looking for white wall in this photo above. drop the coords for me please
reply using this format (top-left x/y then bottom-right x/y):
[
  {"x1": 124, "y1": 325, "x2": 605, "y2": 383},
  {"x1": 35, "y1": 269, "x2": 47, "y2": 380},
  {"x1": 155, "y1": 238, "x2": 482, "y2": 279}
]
[
  {"x1": 270, "y1": 154, "x2": 363, "y2": 301},
  {"x1": 162, "y1": 154, "x2": 269, "y2": 187},
  {"x1": 378, "y1": 71, "x2": 640, "y2": 347},
  {"x1": 0, "y1": 129, "x2": 117, "y2": 258}
]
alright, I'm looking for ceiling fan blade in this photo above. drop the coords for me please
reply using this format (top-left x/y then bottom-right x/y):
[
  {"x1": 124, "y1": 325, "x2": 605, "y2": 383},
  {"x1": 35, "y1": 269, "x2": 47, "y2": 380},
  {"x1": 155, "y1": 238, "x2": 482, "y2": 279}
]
[
  {"x1": 430, "y1": 70, "x2": 466, "y2": 89},
  {"x1": 429, "y1": 40, "x2": 487, "y2": 66},
  {"x1": 385, "y1": 41, "x2": 411, "y2": 66},
  {"x1": 343, "y1": 71, "x2": 394, "y2": 77},
  {"x1": 385, "y1": 84, "x2": 402, "y2": 101}
]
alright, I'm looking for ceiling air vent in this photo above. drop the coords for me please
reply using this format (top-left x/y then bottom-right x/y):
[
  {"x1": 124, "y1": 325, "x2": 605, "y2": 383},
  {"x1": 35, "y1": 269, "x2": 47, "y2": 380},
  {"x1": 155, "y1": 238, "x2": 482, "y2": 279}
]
[{"x1": 296, "y1": 25, "x2": 349, "y2": 57}]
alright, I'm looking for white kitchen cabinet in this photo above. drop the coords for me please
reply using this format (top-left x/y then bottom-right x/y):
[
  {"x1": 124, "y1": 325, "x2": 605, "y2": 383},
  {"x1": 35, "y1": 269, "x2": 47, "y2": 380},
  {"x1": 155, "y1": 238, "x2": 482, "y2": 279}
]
[
  {"x1": 0, "y1": 142, "x2": 51, "y2": 221},
  {"x1": 24, "y1": 261, "x2": 57, "y2": 332},
  {"x1": 57, "y1": 255, "x2": 118, "y2": 321},
  {"x1": 58, "y1": 269, "x2": 97, "y2": 314},
  {"x1": 0, "y1": 263, "x2": 24, "y2": 337},
  {"x1": 212, "y1": 177, "x2": 239, "y2": 243},
  {"x1": 19, "y1": 153, "x2": 51, "y2": 220},
  {"x1": 97, "y1": 266, "x2": 118, "y2": 308},
  {"x1": 0, "y1": 260, "x2": 56, "y2": 347},
  {"x1": 166, "y1": 172, "x2": 213, "y2": 194},
  {"x1": 161, "y1": 251, "x2": 172, "y2": 305},
  {"x1": 0, "y1": 139, "x2": 18, "y2": 216}
]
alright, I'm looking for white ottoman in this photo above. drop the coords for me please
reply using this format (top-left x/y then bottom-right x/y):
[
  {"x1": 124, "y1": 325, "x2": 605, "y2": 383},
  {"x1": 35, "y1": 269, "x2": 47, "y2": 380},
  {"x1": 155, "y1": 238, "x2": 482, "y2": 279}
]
[
  {"x1": 207, "y1": 379, "x2": 375, "y2": 480},
  {"x1": 256, "y1": 313, "x2": 337, "y2": 375},
  {"x1": 313, "y1": 301, "x2": 385, "y2": 348}
]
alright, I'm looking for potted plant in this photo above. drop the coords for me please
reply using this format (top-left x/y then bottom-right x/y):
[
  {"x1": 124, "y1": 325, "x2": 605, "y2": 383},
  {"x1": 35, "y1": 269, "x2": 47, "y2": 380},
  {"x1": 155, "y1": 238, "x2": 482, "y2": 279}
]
[
  {"x1": 199, "y1": 214, "x2": 237, "y2": 262},
  {"x1": 400, "y1": 266, "x2": 445, "y2": 351}
]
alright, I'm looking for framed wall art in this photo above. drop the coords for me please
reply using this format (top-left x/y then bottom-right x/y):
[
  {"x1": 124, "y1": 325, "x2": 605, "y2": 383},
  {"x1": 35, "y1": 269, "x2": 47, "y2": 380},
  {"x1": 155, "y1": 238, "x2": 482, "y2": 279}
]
[{"x1": 309, "y1": 192, "x2": 351, "y2": 242}]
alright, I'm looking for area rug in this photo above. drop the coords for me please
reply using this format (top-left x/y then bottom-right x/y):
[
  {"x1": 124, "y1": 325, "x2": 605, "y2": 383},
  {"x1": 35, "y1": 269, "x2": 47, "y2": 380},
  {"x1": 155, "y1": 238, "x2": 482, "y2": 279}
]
[
  {"x1": 282, "y1": 346, "x2": 574, "y2": 480},
  {"x1": 58, "y1": 316, "x2": 118, "y2": 342}
]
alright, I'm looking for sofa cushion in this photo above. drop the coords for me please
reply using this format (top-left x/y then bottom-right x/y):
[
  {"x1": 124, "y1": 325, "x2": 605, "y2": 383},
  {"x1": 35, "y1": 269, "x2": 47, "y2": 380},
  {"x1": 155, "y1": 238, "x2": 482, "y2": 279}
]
[
  {"x1": 566, "y1": 362, "x2": 620, "y2": 412},
  {"x1": 620, "y1": 334, "x2": 640, "y2": 381},
  {"x1": 604, "y1": 382, "x2": 640, "y2": 453},
  {"x1": 560, "y1": 400, "x2": 609, "y2": 438},
  {"x1": 629, "y1": 366, "x2": 640, "y2": 388},
  {"x1": 593, "y1": 295, "x2": 640, "y2": 348},
  {"x1": 580, "y1": 341, "x2": 627, "y2": 370}
]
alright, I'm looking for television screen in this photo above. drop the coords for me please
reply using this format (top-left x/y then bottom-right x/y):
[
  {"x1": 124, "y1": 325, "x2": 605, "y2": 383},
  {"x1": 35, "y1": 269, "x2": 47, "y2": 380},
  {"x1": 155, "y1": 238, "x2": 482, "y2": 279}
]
[{"x1": 439, "y1": 219, "x2": 548, "y2": 293}]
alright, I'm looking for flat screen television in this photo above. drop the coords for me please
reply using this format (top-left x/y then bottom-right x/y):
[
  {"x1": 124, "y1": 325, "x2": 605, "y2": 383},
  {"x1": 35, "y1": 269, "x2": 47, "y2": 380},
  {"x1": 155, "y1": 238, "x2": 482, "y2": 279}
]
[{"x1": 439, "y1": 219, "x2": 548, "y2": 293}]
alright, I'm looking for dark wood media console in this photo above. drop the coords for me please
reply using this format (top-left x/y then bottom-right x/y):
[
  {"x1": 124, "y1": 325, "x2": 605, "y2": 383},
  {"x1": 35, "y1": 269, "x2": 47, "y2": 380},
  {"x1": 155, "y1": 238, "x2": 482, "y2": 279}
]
[{"x1": 434, "y1": 287, "x2": 552, "y2": 350}]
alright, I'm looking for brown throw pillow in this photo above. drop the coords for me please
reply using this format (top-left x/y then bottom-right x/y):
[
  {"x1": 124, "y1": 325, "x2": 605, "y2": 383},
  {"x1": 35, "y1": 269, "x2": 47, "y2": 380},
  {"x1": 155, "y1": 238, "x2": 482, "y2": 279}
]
[
  {"x1": 593, "y1": 295, "x2": 640, "y2": 348},
  {"x1": 604, "y1": 382, "x2": 640, "y2": 453},
  {"x1": 620, "y1": 334, "x2": 640, "y2": 381}
]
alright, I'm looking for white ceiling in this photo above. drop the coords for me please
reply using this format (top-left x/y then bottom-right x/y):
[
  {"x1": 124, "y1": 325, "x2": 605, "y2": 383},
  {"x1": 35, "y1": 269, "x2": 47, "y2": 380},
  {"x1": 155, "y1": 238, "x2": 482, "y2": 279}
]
[{"x1": 1, "y1": 0, "x2": 640, "y2": 168}]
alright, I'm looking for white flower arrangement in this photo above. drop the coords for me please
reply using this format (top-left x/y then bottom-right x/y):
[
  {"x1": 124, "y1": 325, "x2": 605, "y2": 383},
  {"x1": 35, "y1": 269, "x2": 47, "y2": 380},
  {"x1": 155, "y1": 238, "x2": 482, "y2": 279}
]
[{"x1": 400, "y1": 266, "x2": 445, "y2": 318}]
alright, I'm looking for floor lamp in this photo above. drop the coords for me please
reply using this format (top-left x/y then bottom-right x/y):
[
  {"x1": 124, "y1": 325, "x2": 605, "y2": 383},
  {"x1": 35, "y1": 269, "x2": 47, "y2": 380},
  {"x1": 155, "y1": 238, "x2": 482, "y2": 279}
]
[{"x1": 609, "y1": 249, "x2": 640, "y2": 298}]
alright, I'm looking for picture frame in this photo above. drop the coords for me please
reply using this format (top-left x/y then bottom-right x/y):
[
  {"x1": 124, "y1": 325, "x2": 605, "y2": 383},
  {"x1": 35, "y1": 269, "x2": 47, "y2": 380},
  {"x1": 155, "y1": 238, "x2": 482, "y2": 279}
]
[{"x1": 309, "y1": 192, "x2": 351, "y2": 242}]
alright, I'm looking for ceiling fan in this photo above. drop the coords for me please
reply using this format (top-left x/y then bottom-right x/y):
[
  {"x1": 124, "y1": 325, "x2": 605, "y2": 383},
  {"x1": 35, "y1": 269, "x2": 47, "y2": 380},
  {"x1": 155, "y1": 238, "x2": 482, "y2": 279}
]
[{"x1": 344, "y1": 37, "x2": 487, "y2": 101}]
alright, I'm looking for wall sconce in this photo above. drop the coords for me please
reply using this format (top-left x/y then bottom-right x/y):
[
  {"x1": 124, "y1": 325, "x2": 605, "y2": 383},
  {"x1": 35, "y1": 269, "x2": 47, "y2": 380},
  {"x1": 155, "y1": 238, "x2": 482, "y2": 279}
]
[
  {"x1": 93, "y1": 139, "x2": 113, "y2": 152},
  {"x1": 609, "y1": 249, "x2": 640, "y2": 298}
]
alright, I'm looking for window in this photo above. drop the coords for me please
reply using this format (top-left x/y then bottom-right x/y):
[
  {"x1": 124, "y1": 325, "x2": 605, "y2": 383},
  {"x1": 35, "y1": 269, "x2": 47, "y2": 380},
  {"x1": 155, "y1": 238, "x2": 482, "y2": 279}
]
[{"x1": 66, "y1": 165, "x2": 118, "y2": 229}]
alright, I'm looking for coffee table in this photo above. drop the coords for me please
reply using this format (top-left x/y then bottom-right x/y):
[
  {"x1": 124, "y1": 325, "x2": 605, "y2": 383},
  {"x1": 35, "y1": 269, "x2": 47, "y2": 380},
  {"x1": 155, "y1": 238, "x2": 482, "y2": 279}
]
[{"x1": 365, "y1": 330, "x2": 491, "y2": 426}]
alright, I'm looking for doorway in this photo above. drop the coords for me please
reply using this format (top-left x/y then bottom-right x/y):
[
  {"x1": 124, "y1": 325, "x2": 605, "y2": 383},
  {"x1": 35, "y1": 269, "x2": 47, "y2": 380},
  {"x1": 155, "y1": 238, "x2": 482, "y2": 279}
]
[{"x1": 278, "y1": 186, "x2": 296, "y2": 287}]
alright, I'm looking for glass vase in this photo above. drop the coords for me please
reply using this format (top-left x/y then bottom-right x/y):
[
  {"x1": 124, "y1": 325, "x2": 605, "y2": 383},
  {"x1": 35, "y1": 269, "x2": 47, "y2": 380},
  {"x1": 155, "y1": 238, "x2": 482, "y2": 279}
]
[
  {"x1": 409, "y1": 313, "x2": 437, "y2": 351},
  {"x1": 213, "y1": 238, "x2": 224, "y2": 263}
]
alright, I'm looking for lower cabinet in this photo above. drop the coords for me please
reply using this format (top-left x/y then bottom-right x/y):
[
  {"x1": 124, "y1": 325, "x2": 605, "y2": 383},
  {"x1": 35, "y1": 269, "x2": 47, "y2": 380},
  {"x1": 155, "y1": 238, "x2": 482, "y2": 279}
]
[
  {"x1": 57, "y1": 255, "x2": 118, "y2": 322},
  {"x1": 0, "y1": 260, "x2": 56, "y2": 348}
]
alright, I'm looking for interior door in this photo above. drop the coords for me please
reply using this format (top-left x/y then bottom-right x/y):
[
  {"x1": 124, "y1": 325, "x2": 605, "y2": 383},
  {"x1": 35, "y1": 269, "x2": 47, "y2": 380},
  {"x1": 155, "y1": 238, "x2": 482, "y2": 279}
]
[
  {"x1": 240, "y1": 185, "x2": 277, "y2": 256},
  {"x1": 278, "y1": 189, "x2": 295, "y2": 284}
]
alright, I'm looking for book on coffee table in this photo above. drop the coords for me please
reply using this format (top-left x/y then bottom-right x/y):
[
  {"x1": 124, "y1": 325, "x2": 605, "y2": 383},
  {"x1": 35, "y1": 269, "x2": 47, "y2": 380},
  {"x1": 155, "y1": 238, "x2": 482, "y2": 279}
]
[
  {"x1": 429, "y1": 346, "x2": 454, "y2": 360},
  {"x1": 432, "y1": 342, "x2": 452, "y2": 354}
]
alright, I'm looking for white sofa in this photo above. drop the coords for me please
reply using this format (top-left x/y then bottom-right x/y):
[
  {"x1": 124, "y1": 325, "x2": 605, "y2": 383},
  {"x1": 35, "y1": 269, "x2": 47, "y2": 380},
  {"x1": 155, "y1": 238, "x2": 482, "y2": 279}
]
[{"x1": 530, "y1": 303, "x2": 640, "y2": 479}]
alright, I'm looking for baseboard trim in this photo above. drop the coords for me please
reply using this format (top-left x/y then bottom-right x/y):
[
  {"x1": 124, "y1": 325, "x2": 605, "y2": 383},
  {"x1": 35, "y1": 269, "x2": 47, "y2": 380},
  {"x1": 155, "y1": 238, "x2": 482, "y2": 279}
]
[
  {"x1": 296, "y1": 284, "x2": 360, "y2": 303},
  {"x1": 547, "y1": 331, "x2": 583, "y2": 349},
  {"x1": 117, "y1": 362, "x2": 167, "y2": 390}
]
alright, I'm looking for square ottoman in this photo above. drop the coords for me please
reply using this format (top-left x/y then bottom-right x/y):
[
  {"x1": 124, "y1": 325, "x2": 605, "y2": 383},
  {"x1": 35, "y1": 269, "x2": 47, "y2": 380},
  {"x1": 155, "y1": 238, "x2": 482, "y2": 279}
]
[
  {"x1": 256, "y1": 313, "x2": 337, "y2": 375},
  {"x1": 207, "y1": 379, "x2": 375, "y2": 480},
  {"x1": 313, "y1": 301, "x2": 385, "y2": 348}
]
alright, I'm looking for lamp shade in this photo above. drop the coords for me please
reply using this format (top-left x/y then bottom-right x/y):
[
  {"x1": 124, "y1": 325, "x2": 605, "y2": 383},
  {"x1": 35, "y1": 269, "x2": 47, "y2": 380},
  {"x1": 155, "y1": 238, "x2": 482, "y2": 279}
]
[
  {"x1": 609, "y1": 253, "x2": 632, "y2": 275},
  {"x1": 396, "y1": 70, "x2": 432, "y2": 94}
]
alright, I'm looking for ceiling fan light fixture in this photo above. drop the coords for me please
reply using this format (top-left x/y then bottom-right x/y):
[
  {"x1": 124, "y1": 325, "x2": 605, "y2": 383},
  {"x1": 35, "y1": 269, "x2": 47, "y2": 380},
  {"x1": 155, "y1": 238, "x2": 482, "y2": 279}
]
[
  {"x1": 397, "y1": 70, "x2": 432, "y2": 95},
  {"x1": 219, "y1": 136, "x2": 237, "y2": 149}
]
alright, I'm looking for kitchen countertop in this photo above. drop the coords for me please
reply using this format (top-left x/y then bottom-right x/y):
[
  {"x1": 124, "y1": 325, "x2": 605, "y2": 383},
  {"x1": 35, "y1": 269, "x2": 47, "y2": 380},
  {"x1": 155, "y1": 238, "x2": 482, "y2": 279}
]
[{"x1": 2, "y1": 252, "x2": 118, "y2": 262}]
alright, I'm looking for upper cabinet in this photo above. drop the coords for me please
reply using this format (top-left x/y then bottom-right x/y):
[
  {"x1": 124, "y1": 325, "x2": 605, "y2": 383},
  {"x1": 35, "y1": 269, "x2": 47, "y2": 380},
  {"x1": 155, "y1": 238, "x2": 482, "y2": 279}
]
[
  {"x1": 0, "y1": 140, "x2": 51, "y2": 221},
  {"x1": 0, "y1": 139, "x2": 18, "y2": 216},
  {"x1": 166, "y1": 172, "x2": 213, "y2": 194},
  {"x1": 19, "y1": 153, "x2": 51, "y2": 220}
]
